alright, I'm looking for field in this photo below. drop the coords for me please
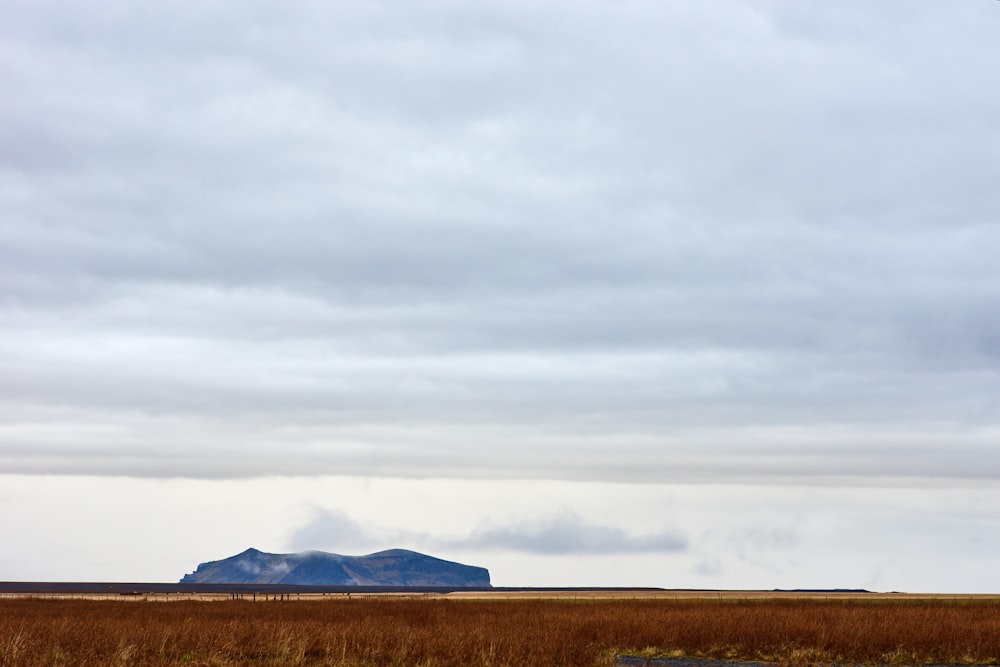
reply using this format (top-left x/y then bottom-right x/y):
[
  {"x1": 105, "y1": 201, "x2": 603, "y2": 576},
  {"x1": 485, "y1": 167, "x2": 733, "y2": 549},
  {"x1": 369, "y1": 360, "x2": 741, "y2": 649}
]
[{"x1": 2, "y1": 595, "x2": 1000, "y2": 666}]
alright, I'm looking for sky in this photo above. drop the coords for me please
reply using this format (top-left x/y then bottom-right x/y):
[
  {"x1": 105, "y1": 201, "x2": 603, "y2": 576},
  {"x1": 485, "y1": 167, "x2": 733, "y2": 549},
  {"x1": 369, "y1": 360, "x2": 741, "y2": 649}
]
[{"x1": 1, "y1": 0, "x2": 999, "y2": 591}]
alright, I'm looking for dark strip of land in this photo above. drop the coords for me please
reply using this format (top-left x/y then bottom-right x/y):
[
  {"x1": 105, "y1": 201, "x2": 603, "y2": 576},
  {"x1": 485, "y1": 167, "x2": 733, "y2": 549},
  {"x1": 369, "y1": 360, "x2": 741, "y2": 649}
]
[{"x1": 0, "y1": 581, "x2": 663, "y2": 595}]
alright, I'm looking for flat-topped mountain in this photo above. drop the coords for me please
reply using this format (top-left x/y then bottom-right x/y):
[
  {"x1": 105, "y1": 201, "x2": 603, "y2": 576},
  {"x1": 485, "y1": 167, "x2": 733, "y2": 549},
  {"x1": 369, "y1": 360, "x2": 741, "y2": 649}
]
[{"x1": 180, "y1": 548, "x2": 491, "y2": 587}]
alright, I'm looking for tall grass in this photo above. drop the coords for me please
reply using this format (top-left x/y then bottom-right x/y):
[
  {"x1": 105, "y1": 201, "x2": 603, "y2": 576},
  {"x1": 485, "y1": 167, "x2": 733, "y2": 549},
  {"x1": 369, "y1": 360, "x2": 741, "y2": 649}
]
[{"x1": 1, "y1": 598, "x2": 999, "y2": 665}]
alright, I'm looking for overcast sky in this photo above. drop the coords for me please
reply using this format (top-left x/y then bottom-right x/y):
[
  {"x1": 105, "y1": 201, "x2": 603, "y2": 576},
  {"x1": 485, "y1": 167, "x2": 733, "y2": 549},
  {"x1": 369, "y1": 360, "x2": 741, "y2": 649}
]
[{"x1": 2, "y1": 0, "x2": 999, "y2": 590}]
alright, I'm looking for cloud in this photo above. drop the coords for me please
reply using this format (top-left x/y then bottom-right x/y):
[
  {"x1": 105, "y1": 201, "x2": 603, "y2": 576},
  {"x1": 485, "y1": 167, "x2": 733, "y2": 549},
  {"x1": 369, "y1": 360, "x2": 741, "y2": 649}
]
[
  {"x1": 285, "y1": 507, "x2": 687, "y2": 557},
  {"x1": 287, "y1": 508, "x2": 389, "y2": 553},
  {"x1": 1, "y1": 0, "x2": 999, "y2": 484},
  {"x1": 730, "y1": 526, "x2": 801, "y2": 551},
  {"x1": 236, "y1": 560, "x2": 263, "y2": 576},
  {"x1": 447, "y1": 514, "x2": 688, "y2": 555},
  {"x1": 693, "y1": 559, "x2": 723, "y2": 577}
]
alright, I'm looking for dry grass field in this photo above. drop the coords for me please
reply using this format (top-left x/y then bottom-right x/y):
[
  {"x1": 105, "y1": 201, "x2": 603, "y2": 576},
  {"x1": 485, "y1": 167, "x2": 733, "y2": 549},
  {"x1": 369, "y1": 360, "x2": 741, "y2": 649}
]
[{"x1": 2, "y1": 596, "x2": 1000, "y2": 666}]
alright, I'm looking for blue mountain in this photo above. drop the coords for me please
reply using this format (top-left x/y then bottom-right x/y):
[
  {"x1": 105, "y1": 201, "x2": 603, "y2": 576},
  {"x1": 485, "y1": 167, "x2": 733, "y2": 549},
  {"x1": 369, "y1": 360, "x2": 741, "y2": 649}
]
[{"x1": 180, "y1": 548, "x2": 491, "y2": 587}]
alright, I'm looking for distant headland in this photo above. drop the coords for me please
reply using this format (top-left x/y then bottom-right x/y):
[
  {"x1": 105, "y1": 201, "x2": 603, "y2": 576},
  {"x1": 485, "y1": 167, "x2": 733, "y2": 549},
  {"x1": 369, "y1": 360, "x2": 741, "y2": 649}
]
[{"x1": 180, "y1": 548, "x2": 492, "y2": 587}]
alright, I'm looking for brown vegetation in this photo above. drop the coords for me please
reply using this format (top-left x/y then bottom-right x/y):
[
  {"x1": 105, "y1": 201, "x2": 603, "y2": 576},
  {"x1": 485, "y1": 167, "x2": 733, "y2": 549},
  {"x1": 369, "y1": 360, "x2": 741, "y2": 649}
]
[{"x1": 1, "y1": 597, "x2": 999, "y2": 666}]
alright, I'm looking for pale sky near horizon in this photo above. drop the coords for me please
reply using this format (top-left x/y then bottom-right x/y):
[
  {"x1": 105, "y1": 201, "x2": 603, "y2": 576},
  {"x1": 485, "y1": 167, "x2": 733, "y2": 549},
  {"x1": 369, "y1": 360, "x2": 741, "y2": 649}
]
[{"x1": 2, "y1": 0, "x2": 999, "y2": 591}]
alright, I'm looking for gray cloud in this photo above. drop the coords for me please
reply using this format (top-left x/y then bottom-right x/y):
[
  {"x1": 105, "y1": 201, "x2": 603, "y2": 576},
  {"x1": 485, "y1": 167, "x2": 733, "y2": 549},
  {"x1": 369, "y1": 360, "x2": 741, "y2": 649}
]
[
  {"x1": 286, "y1": 509, "x2": 687, "y2": 556},
  {"x1": 287, "y1": 508, "x2": 386, "y2": 553},
  {"x1": 1, "y1": 1, "x2": 999, "y2": 482},
  {"x1": 448, "y1": 514, "x2": 688, "y2": 555},
  {"x1": 693, "y1": 558, "x2": 723, "y2": 577}
]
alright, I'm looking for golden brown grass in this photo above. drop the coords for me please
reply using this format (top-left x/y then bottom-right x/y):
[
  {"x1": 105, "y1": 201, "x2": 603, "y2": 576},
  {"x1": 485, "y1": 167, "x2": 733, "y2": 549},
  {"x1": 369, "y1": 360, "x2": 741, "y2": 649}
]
[{"x1": 1, "y1": 597, "x2": 999, "y2": 666}]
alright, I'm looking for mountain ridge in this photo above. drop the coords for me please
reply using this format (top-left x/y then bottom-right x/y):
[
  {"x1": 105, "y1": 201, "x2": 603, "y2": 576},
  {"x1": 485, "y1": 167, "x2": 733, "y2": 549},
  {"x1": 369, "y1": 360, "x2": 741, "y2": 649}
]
[{"x1": 180, "y1": 548, "x2": 491, "y2": 587}]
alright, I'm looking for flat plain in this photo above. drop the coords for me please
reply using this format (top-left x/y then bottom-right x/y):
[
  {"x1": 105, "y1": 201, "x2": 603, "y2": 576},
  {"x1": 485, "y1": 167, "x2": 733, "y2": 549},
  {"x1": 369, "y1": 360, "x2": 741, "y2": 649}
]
[{"x1": 1, "y1": 593, "x2": 999, "y2": 666}]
